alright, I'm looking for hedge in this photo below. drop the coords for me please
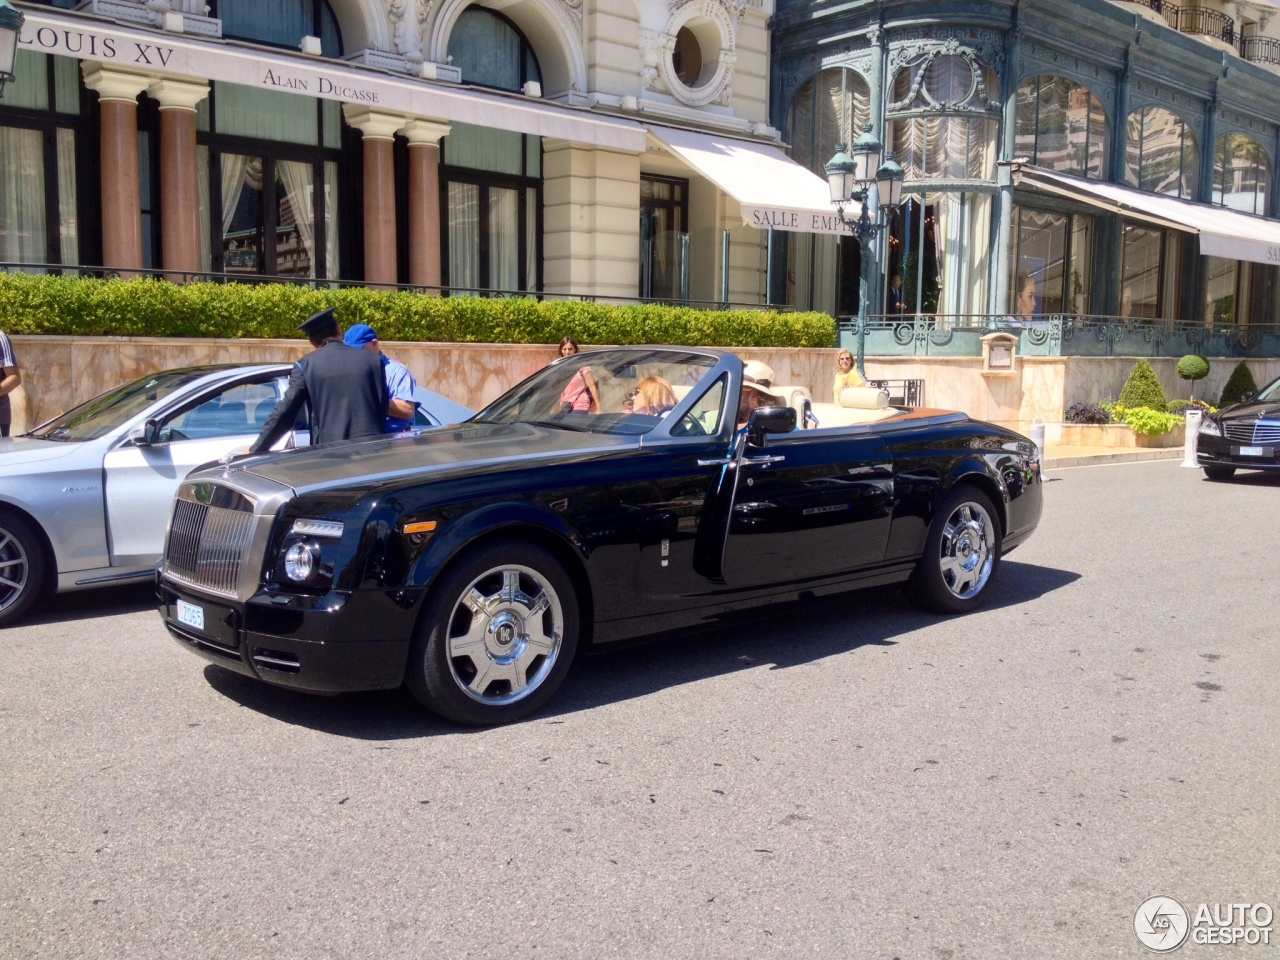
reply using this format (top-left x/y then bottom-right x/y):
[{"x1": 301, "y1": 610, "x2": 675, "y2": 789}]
[{"x1": 0, "y1": 274, "x2": 837, "y2": 348}]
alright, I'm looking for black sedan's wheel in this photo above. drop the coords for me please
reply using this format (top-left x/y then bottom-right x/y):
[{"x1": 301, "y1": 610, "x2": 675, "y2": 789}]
[
  {"x1": 1202, "y1": 465, "x2": 1236, "y2": 481},
  {"x1": 0, "y1": 513, "x2": 47, "y2": 628},
  {"x1": 910, "y1": 486, "x2": 1001, "y2": 615},
  {"x1": 406, "y1": 540, "x2": 579, "y2": 726}
]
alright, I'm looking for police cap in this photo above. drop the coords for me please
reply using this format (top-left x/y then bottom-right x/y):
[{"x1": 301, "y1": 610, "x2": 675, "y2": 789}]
[{"x1": 298, "y1": 307, "x2": 339, "y2": 339}]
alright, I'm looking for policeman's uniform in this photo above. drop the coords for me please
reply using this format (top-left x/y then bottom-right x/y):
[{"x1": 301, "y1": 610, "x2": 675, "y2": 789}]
[{"x1": 249, "y1": 309, "x2": 388, "y2": 454}]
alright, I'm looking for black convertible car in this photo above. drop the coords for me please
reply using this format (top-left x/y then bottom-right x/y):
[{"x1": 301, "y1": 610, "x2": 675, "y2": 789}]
[
  {"x1": 1196, "y1": 374, "x2": 1280, "y2": 480},
  {"x1": 156, "y1": 348, "x2": 1042, "y2": 725}
]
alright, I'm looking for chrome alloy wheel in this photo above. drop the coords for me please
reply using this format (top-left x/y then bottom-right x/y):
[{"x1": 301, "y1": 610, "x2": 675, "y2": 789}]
[
  {"x1": 938, "y1": 500, "x2": 995, "y2": 600},
  {"x1": 0, "y1": 526, "x2": 30, "y2": 615},
  {"x1": 446, "y1": 564, "x2": 564, "y2": 706}
]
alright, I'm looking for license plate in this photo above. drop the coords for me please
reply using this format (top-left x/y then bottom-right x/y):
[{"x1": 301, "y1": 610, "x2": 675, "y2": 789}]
[
  {"x1": 1235, "y1": 446, "x2": 1272, "y2": 457},
  {"x1": 176, "y1": 599, "x2": 205, "y2": 631}
]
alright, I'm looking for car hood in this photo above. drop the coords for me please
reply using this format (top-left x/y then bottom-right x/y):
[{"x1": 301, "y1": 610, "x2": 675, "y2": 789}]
[
  {"x1": 233, "y1": 422, "x2": 641, "y2": 495},
  {"x1": 1216, "y1": 400, "x2": 1280, "y2": 422},
  {"x1": 0, "y1": 436, "x2": 86, "y2": 471}
]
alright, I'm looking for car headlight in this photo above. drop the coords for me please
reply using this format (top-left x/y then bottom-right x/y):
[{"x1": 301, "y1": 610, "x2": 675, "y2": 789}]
[
  {"x1": 1198, "y1": 418, "x2": 1223, "y2": 437},
  {"x1": 284, "y1": 541, "x2": 319, "y2": 581}
]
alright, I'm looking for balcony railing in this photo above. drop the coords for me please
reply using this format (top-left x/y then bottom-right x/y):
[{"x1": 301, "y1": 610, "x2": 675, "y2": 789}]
[
  {"x1": 1241, "y1": 35, "x2": 1280, "y2": 66},
  {"x1": 1176, "y1": 6, "x2": 1235, "y2": 45}
]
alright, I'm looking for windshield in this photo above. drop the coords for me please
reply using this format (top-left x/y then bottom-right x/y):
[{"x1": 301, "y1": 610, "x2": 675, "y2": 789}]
[
  {"x1": 1255, "y1": 376, "x2": 1280, "y2": 404},
  {"x1": 474, "y1": 349, "x2": 721, "y2": 436},
  {"x1": 28, "y1": 370, "x2": 215, "y2": 442}
]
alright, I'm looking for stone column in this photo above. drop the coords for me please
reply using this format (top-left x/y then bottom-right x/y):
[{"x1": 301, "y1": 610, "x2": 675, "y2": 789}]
[
  {"x1": 148, "y1": 78, "x2": 210, "y2": 278},
  {"x1": 398, "y1": 118, "x2": 451, "y2": 291},
  {"x1": 82, "y1": 66, "x2": 153, "y2": 275},
  {"x1": 344, "y1": 107, "x2": 405, "y2": 285}
]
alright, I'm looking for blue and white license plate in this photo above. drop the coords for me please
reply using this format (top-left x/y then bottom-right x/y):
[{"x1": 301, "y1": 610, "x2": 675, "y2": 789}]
[
  {"x1": 176, "y1": 599, "x2": 205, "y2": 631},
  {"x1": 1235, "y1": 445, "x2": 1272, "y2": 457}
]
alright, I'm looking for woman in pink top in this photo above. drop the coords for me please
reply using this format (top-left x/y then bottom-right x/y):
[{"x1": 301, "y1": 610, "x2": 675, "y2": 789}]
[{"x1": 557, "y1": 337, "x2": 601, "y2": 413}]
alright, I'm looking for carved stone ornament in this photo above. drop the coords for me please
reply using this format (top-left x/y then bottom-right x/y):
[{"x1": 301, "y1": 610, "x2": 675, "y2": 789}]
[
  {"x1": 386, "y1": 0, "x2": 429, "y2": 63},
  {"x1": 561, "y1": 0, "x2": 582, "y2": 31},
  {"x1": 887, "y1": 44, "x2": 1000, "y2": 115},
  {"x1": 653, "y1": 0, "x2": 744, "y2": 107}
]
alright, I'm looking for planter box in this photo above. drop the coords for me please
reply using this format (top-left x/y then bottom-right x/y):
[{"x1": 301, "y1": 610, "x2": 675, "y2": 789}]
[{"x1": 1059, "y1": 422, "x2": 1185, "y2": 448}]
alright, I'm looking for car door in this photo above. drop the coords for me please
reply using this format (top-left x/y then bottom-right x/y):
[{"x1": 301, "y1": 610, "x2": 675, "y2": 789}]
[
  {"x1": 101, "y1": 376, "x2": 290, "y2": 567},
  {"x1": 717, "y1": 428, "x2": 894, "y2": 589}
]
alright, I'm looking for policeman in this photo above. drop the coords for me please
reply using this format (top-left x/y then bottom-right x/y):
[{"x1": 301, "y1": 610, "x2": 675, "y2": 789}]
[{"x1": 248, "y1": 307, "x2": 388, "y2": 454}]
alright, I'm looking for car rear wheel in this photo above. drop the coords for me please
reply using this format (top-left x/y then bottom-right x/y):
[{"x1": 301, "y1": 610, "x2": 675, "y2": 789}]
[
  {"x1": 910, "y1": 486, "x2": 1001, "y2": 615},
  {"x1": 0, "y1": 512, "x2": 47, "y2": 628},
  {"x1": 406, "y1": 540, "x2": 579, "y2": 726},
  {"x1": 1202, "y1": 465, "x2": 1236, "y2": 481}
]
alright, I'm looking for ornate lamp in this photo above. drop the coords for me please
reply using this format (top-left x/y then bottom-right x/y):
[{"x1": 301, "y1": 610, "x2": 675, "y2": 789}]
[{"x1": 0, "y1": 0, "x2": 24, "y2": 100}]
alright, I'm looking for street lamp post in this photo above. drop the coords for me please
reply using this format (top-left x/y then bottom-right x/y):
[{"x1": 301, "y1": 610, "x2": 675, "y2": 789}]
[
  {"x1": 826, "y1": 124, "x2": 905, "y2": 380},
  {"x1": 0, "y1": 0, "x2": 25, "y2": 99}
]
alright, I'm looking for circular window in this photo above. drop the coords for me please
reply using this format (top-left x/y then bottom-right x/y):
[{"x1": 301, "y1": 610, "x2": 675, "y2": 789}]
[{"x1": 672, "y1": 27, "x2": 704, "y2": 88}]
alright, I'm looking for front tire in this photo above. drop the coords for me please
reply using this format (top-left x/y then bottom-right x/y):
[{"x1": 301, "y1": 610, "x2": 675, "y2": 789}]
[
  {"x1": 0, "y1": 512, "x2": 48, "y2": 628},
  {"x1": 910, "y1": 486, "x2": 1001, "y2": 615},
  {"x1": 1202, "y1": 465, "x2": 1236, "y2": 481},
  {"x1": 406, "y1": 540, "x2": 580, "y2": 726}
]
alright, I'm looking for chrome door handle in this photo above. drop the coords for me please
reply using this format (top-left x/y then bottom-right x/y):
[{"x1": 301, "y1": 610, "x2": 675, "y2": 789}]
[
  {"x1": 697, "y1": 456, "x2": 734, "y2": 467},
  {"x1": 743, "y1": 454, "x2": 786, "y2": 466}
]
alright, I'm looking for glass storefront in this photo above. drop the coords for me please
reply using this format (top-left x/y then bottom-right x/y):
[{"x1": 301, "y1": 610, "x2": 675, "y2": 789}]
[{"x1": 1010, "y1": 207, "x2": 1094, "y2": 316}]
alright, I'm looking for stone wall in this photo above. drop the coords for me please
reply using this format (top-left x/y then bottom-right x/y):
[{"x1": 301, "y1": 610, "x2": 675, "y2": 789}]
[{"x1": 6, "y1": 336, "x2": 1279, "y2": 438}]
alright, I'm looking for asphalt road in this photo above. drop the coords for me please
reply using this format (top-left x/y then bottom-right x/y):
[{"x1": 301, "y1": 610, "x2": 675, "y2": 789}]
[{"x1": 2, "y1": 461, "x2": 1277, "y2": 959}]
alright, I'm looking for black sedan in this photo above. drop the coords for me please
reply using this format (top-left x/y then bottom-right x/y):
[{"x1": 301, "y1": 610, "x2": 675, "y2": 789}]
[
  {"x1": 1196, "y1": 374, "x2": 1280, "y2": 480},
  {"x1": 156, "y1": 348, "x2": 1043, "y2": 726}
]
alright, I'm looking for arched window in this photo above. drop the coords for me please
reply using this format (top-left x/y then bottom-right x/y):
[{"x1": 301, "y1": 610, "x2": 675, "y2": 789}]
[
  {"x1": 887, "y1": 52, "x2": 1000, "y2": 183},
  {"x1": 1212, "y1": 133, "x2": 1270, "y2": 215},
  {"x1": 442, "y1": 7, "x2": 543, "y2": 293},
  {"x1": 1015, "y1": 75, "x2": 1109, "y2": 180},
  {"x1": 785, "y1": 68, "x2": 872, "y2": 176},
  {"x1": 1126, "y1": 107, "x2": 1198, "y2": 200},
  {"x1": 210, "y1": 0, "x2": 343, "y2": 56}
]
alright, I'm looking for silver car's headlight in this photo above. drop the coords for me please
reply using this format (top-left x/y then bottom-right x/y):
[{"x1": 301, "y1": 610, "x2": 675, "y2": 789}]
[{"x1": 1198, "y1": 418, "x2": 1223, "y2": 437}]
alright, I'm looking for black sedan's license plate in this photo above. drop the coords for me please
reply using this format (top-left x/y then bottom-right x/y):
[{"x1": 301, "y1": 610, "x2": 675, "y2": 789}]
[
  {"x1": 1232, "y1": 445, "x2": 1275, "y2": 458},
  {"x1": 165, "y1": 590, "x2": 240, "y2": 649}
]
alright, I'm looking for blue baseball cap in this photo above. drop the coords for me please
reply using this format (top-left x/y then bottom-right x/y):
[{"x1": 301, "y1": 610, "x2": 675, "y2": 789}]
[{"x1": 343, "y1": 323, "x2": 379, "y2": 347}]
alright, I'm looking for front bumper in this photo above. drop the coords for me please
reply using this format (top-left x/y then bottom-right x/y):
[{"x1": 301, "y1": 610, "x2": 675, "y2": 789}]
[
  {"x1": 157, "y1": 572, "x2": 423, "y2": 694},
  {"x1": 1195, "y1": 435, "x2": 1280, "y2": 471}
]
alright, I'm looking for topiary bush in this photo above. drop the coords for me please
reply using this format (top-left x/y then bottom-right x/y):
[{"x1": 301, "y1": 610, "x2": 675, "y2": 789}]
[
  {"x1": 1117, "y1": 358, "x2": 1168, "y2": 412},
  {"x1": 1218, "y1": 361, "x2": 1259, "y2": 407},
  {"x1": 1176, "y1": 354, "x2": 1210, "y2": 401},
  {"x1": 0, "y1": 274, "x2": 838, "y2": 348}
]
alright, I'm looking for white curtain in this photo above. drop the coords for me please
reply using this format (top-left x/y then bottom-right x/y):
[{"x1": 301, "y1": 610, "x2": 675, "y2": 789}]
[
  {"x1": 324, "y1": 161, "x2": 339, "y2": 280},
  {"x1": 967, "y1": 192, "x2": 991, "y2": 320},
  {"x1": 56, "y1": 128, "x2": 78, "y2": 266},
  {"x1": 448, "y1": 182, "x2": 480, "y2": 291},
  {"x1": 488, "y1": 187, "x2": 518, "y2": 292},
  {"x1": 0, "y1": 127, "x2": 46, "y2": 264},
  {"x1": 220, "y1": 152, "x2": 251, "y2": 236},
  {"x1": 937, "y1": 192, "x2": 965, "y2": 321},
  {"x1": 277, "y1": 159, "x2": 315, "y2": 275}
]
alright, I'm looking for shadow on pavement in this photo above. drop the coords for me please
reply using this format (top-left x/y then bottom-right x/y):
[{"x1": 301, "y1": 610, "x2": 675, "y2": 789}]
[
  {"x1": 197, "y1": 560, "x2": 1079, "y2": 740},
  {"x1": 21, "y1": 581, "x2": 156, "y2": 626}
]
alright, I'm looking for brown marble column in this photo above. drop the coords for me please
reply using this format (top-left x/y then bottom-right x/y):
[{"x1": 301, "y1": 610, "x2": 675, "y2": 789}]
[
  {"x1": 399, "y1": 119, "x2": 451, "y2": 291},
  {"x1": 82, "y1": 67, "x2": 153, "y2": 275},
  {"x1": 148, "y1": 79, "x2": 210, "y2": 278},
  {"x1": 344, "y1": 107, "x2": 405, "y2": 285}
]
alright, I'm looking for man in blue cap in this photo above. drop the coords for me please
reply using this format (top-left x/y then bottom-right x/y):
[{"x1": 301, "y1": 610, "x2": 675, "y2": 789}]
[
  {"x1": 248, "y1": 307, "x2": 387, "y2": 454},
  {"x1": 343, "y1": 323, "x2": 420, "y2": 433}
]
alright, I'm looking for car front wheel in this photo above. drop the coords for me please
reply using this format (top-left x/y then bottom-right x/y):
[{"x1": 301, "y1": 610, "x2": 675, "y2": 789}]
[
  {"x1": 406, "y1": 540, "x2": 580, "y2": 726},
  {"x1": 1202, "y1": 465, "x2": 1236, "y2": 481},
  {"x1": 910, "y1": 486, "x2": 1001, "y2": 615},
  {"x1": 0, "y1": 512, "x2": 47, "y2": 628}
]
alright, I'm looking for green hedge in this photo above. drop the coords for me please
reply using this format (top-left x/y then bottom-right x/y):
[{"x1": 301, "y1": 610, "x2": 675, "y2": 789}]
[{"x1": 0, "y1": 274, "x2": 836, "y2": 348}]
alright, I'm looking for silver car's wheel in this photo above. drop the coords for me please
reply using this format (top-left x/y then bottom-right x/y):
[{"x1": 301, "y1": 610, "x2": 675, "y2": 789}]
[
  {"x1": 407, "y1": 540, "x2": 579, "y2": 726},
  {"x1": 0, "y1": 513, "x2": 47, "y2": 627},
  {"x1": 910, "y1": 487, "x2": 1001, "y2": 615}
]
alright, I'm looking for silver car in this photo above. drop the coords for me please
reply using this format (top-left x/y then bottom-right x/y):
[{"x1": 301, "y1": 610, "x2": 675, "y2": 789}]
[{"x1": 0, "y1": 363, "x2": 472, "y2": 626}]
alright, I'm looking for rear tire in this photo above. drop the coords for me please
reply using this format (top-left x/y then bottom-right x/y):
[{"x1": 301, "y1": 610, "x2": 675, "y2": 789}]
[
  {"x1": 910, "y1": 486, "x2": 1001, "y2": 615},
  {"x1": 0, "y1": 512, "x2": 48, "y2": 628},
  {"x1": 405, "y1": 540, "x2": 579, "y2": 726},
  {"x1": 1202, "y1": 465, "x2": 1236, "y2": 481}
]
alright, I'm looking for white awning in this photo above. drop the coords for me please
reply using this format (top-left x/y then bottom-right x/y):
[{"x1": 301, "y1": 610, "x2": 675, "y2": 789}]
[
  {"x1": 20, "y1": 10, "x2": 647, "y2": 152},
  {"x1": 1015, "y1": 166, "x2": 1280, "y2": 265},
  {"x1": 646, "y1": 125, "x2": 858, "y2": 236}
]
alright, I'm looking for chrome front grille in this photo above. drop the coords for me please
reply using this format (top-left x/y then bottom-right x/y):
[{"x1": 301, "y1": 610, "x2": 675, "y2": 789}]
[
  {"x1": 1224, "y1": 419, "x2": 1280, "y2": 444},
  {"x1": 164, "y1": 484, "x2": 257, "y2": 599}
]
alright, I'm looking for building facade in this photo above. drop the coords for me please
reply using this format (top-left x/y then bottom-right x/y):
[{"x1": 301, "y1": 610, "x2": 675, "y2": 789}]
[
  {"x1": 772, "y1": 0, "x2": 1280, "y2": 361},
  {"x1": 2, "y1": 0, "x2": 854, "y2": 305}
]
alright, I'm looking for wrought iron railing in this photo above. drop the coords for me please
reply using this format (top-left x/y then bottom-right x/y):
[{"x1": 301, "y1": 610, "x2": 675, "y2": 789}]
[
  {"x1": 1241, "y1": 35, "x2": 1280, "y2": 65},
  {"x1": 1176, "y1": 6, "x2": 1235, "y2": 45},
  {"x1": 837, "y1": 313, "x2": 1280, "y2": 358},
  {"x1": 0, "y1": 263, "x2": 790, "y2": 313}
]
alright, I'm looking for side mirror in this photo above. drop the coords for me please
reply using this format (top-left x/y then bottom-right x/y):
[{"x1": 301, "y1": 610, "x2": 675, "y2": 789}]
[
  {"x1": 1242, "y1": 391, "x2": 1255, "y2": 403},
  {"x1": 130, "y1": 418, "x2": 161, "y2": 446},
  {"x1": 747, "y1": 406, "x2": 797, "y2": 446}
]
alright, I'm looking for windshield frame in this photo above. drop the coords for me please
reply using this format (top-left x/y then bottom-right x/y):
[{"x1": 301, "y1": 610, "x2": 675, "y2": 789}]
[
  {"x1": 473, "y1": 348, "x2": 733, "y2": 442},
  {"x1": 1254, "y1": 375, "x2": 1280, "y2": 404}
]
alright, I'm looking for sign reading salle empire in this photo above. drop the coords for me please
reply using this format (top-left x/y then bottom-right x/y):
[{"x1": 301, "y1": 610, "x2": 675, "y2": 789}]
[{"x1": 743, "y1": 206, "x2": 855, "y2": 236}]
